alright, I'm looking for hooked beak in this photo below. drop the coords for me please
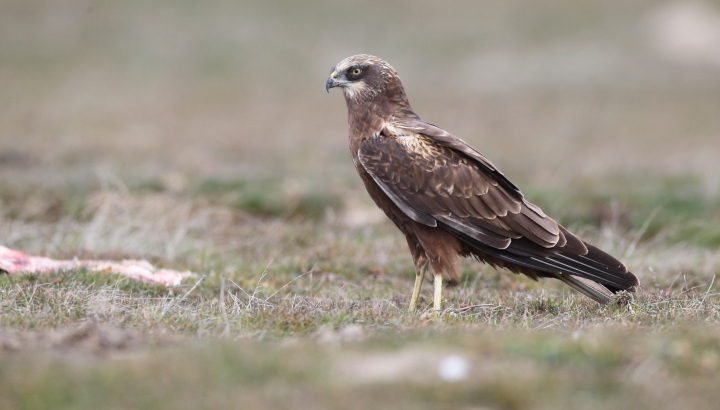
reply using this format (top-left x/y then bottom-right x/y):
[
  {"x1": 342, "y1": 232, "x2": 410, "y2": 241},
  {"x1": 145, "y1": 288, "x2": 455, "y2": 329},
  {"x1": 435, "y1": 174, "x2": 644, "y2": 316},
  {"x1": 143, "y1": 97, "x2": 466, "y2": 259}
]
[{"x1": 325, "y1": 70, "x2": 346, "y2": 93}]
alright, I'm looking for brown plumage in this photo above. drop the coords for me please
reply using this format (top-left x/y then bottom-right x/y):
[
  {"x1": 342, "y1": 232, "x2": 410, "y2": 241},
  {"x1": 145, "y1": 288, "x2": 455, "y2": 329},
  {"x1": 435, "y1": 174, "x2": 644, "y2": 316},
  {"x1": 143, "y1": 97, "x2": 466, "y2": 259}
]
[{"x1": 326, "y1": 54, "x2": 639, "y2": 311}]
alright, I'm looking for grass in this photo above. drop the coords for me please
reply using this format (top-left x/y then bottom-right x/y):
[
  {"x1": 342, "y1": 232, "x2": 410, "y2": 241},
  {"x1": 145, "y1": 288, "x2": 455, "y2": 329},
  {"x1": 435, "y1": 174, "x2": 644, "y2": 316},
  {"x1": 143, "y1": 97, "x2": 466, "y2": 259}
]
[
  {"x1": 191, "y1": 176, "x2": 341, "y2": 219},
  {"x1": 3, "y1": 324, "x2": 720, "y2": 409},
  {"x1": 2, "y1": 265, "x2": 720, "y2": 337},
  {"x1": 2, "y1": 0, "x2": 720, "y2": 408}
]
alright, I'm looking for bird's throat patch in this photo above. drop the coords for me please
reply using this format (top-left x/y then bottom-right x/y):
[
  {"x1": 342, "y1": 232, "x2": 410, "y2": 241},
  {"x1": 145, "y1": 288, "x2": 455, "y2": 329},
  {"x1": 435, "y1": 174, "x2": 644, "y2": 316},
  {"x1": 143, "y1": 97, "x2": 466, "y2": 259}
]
[{"x1": 342, "y1": 81, "x2": 371, "y2": 101}]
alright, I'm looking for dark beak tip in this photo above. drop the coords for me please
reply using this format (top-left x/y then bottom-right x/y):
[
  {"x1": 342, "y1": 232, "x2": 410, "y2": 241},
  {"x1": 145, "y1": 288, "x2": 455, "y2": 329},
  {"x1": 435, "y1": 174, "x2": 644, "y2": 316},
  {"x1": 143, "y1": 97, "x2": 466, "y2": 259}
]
[{"x1": 325, "y1": 77, "x2": 334, "y2": 93}]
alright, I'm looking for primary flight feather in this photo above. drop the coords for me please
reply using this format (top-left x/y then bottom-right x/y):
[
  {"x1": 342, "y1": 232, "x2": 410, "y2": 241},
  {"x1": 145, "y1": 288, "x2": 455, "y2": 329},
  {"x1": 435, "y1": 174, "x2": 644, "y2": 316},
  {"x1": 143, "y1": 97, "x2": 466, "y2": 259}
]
[{"x1": 326, "y1": 54, "x2": 639, "y2": 312}]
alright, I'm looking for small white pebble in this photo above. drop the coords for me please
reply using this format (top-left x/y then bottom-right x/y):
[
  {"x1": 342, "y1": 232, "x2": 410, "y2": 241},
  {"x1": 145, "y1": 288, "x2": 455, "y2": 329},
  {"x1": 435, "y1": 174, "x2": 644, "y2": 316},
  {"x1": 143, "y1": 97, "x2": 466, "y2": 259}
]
[
  {"x1": 437, "y1": 354, "x2": 470, "y2": 381},
  {"x1": 572, "y1": 331, "x2": 581, "y2": 340}
]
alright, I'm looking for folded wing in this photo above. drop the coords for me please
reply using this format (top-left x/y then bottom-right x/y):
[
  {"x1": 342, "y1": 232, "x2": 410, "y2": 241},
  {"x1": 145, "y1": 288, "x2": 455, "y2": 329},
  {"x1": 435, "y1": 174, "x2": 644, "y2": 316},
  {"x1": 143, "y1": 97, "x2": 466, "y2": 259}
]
[{"x1": 358, "y1": 121, "x2": 638, "y2": 296}]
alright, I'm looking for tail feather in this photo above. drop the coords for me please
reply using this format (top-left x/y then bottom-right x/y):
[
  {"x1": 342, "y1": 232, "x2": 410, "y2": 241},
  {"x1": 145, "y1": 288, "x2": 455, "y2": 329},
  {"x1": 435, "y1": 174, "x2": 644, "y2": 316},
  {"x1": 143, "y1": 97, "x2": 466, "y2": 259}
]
[
  {"x1": 440, "y1": 222, "x2": 639, "y2": 303},
  {"x1": 553, "y1": 273, "x2": 613, "y2": 303}
]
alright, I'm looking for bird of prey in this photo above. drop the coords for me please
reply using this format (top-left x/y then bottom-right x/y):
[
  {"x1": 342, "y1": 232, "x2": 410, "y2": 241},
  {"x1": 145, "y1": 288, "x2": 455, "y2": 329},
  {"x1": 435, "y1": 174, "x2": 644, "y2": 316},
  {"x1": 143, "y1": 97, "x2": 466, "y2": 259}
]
[{"x1": 326, "y1": 54, "x2": 639, "y2": 312}]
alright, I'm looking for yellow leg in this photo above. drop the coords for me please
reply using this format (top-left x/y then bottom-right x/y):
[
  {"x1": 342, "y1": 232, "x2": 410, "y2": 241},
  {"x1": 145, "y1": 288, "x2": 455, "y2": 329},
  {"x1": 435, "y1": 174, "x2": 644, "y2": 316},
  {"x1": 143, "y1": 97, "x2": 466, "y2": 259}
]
[
  {"x1": 408, "y1": 261, "x2": 427, "y2": 312},
  {"x1": 434, "y1": 272, "x2": 443, "y2": 312},
  {"x1": 408, "y1": 273, "x2": 424, "y2": 312}
]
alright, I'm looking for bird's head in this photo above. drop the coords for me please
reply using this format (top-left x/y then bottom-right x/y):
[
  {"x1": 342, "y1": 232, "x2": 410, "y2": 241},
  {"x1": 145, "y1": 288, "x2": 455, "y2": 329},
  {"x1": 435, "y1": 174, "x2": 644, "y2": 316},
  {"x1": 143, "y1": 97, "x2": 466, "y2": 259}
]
[{"x1": 326, "y1": 54, "x2": 404, "y2": 104}]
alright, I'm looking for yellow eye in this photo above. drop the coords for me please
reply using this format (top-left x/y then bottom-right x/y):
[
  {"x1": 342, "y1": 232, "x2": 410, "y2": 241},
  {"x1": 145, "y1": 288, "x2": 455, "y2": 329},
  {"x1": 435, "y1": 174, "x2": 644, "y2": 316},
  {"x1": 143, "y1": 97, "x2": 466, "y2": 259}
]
[{"x1": 352, "y1": 68, "x2": 362, "y2": 75}]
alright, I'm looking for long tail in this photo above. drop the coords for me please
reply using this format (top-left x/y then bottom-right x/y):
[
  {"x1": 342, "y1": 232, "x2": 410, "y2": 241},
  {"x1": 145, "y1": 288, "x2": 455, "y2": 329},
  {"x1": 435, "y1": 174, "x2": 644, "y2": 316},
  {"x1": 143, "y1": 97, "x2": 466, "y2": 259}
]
[{"x1": 441, "y1": 224, "x2": 639, "y2": 303}]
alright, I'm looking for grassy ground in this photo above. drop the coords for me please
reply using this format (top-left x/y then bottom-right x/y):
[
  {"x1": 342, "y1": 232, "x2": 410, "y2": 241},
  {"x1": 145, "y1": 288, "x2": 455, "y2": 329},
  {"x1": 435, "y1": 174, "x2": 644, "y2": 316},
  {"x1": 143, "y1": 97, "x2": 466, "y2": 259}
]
[{"x1": 2, "y1": 0, "x2": 720, "y2": 409}]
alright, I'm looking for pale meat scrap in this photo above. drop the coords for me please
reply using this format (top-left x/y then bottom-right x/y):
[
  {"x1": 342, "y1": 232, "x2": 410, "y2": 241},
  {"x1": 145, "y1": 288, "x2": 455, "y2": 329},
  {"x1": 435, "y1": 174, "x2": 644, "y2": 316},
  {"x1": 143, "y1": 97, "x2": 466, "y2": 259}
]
[{"x1": 0, "y1": 246, "x2": 191, "y2": 286}]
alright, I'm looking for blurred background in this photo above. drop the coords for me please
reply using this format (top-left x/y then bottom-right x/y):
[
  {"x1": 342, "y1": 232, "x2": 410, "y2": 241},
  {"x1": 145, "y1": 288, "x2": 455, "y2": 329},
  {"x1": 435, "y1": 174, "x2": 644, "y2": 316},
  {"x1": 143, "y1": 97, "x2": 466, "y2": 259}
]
[
  {"x1": 5, "y1": 3, "x2": 720, "y2": 408},
  {"x1": 1, "y1": 0, "x2": 720, "y2": 255}
]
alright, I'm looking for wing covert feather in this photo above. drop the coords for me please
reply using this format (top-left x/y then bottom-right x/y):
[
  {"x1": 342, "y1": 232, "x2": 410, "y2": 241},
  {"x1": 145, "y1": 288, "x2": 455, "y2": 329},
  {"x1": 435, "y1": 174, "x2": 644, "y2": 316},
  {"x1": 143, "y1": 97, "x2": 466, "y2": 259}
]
[{"x1": 358, "y1": 135, "x2": 562, "y2": 250}]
